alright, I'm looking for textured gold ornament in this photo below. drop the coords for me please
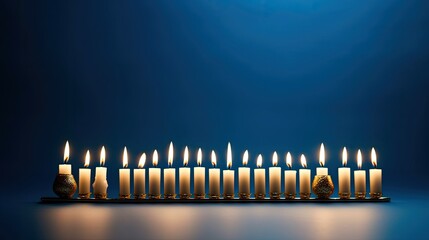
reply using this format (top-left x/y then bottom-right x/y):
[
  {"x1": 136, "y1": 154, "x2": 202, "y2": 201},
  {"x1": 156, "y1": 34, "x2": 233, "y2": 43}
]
[
  {"x1": 312, "y1": 175, "x2": 334, "y2": 199},
  {"x1": 53, "y1": 174, "x2": 77, "y2": 199}
]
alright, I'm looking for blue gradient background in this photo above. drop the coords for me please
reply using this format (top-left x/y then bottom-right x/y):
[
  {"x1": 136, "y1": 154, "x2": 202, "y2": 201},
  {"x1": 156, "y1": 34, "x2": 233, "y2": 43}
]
[{"x1": 2, "y1": 0, "x2": 429, "y2": 239}]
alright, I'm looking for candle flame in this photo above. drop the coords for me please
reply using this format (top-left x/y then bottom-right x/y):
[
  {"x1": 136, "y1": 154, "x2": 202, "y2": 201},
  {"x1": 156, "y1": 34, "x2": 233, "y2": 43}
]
[
  {"x1": 138, "y1": 153, "x2": 146, "y2": 168},
  {"x1": 300, "y1": 154, "x2": 307, "y2": 168},
  {"x1": 227, "y1": 142, "x2": 232, "y2": 169},
  {"x1": 184, "y1": 146, "x2": 189, "y2": 167},
  {"x1": 100, "y1": 146, "x2": 106, "y2": 166},
  {"x1": 197, "y1": 148, "x2": 202, "y2": 167},
  {"x1": 342, "y1": 147, "x2": 347, "y2": 167},
  {"x1": 211, "y1": 150, "x2": 217, "y2": 167},
  {"x1": 286, "y1": 152, "x2": 292, "y2": 169},
  {"x1": 84, "y1": 150, "x2": 90, "y2": 167},
  {"x1": 257, "y1": 154, "x2": 263, "y2": 168},
  {"x1": 123, "y1": 146, "x2": 128, "y2": 168},
  {"x1": 357, "y1": 149, "x2": 362, "y2": 169},
  {"x1": 319, "y1": 143, "x2": 325, "y2": 167},
  {"x1": 168, "y1": 142, "x2": 174, "y2": 167},
  {"x1": 272, "y1": 151, "x2": 278, "y2": 166},
  {"x1": 371, "y1": 147, "x2": 377, "y2": 168},
  {"x1": 243, "y1": 150, "x2": 249, "y2": 166},
  {"x1": 64, "y1": 141, "x2": 70, "y2": 163},
  {"x1": 153, "y1": 150, "x2": 158, "y2": 167}
]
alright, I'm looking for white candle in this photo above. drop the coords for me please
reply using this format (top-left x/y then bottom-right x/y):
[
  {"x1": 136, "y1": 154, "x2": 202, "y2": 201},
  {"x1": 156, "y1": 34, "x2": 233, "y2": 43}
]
[
  {"x1": 164, "y1": 143, "x2": 176, "y2": 198},
  {"x1": 223, "y1": 143, "x2": 234, "y2": 198},
  {"x1": 299, "y1": 154, "x2": 311, "y2": 199},
  {"x1": 354, "y1": 149, "x2": 366, "y2": 198},
  {"x1": 179, "y1": 146, "x2": 190, "y2": 198},
  {"x1": 269, "y1": 151, "x2": 281, "y2": 198},
  {"x1": 284, "y1": 152, "x2": 296, "y2": 198},
  {"x1": 209, "y1": 151, "x2": 220, "y2": 198},
  {"x1": 149, "y1": 150, "x2": 161, "y2": 198},
  {"x1": 238, "y1": 150, "x2": 250, "y2": 198},
  {"x1": 254, "y1": 154, "x2": 266, "y2": 198},
  {"x1": 370, "y1": 148, "x2": 382, "y2": 198},
  {"x1": 134, "y1": 153, "x2": 146, "y2": 198},
  {"x1": 316, "y1": 143, "x2": 328, "y2": 175},
  {"x1": 338, "y1": 147, "x2": 351, "y2": 198},
  {"x1": 194, "y1": 148, "x2": 205, "y2": 198},
  {"x1": 59, "y1": 141, "x2": 71, "y2": 174},
  {"x1": 93, "y1": 146, "x2": 108, "y2": 197},
  {"x1": 119, "y1": 147, "x2": 130, "y2": 198},
  {"x1": 79, "y1": 150, "x2": 91, "y2": 197}
]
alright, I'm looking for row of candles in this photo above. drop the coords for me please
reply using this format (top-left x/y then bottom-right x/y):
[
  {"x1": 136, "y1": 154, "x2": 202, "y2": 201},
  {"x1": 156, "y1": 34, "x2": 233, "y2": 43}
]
[{"x1": 59, "y1": 141, "x2": 382, "y2": 199}]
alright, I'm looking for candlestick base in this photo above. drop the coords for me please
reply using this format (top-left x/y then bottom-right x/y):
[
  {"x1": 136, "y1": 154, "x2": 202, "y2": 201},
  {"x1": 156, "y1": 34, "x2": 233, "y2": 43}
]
[
  {"x1": 119, "y1": 194, "x2": 130, "y2": 199},
  {"x1": 78, "y1": 193, "x2": 90, "y2": 199},
  {"x1": 355, "y1": 192, "x2": 366, "y2": 199},
  {"x1": 164, "y1": 193, "x2": 176, "y2": 199},
  {"x1": 254, "y1": 193, "x2": 265, "y2": 199},
  {"x1": 180, "y1": 193, "x2": 191, "y2": 199},
  {"x1": 339, "y1": 192, "x2": 351, "y2": 199},
  {"x1": 284, "y1": 193, "x2": 296, "y2": 200},
  {"x1": 269, "y1": 192, "x2": 281, "y2": 199},
  {"x1": 94, "y1": 193, "x2": 107, "y2": 199},
  {"x1": 238, "y1": 193, "x2": 251, "y2": 199},
  {"x1": 299, "y1": 192, "x2": 311, "y2": 199},
  {"x1": 53, "y1": 174, "x2": 77, "y2": 199},
  {"x1": 148, "y1": 194, "x2": 161, "y2": 199},
  {"x1": 370, "y1": 192, "x2": 382, "y2": 199},
  {"x1": 312, "y1": 175, "x2": 335, "y2": 199},
  {"x1": 223, "y1": 193, "x2": 235, "y2": 199},
  {"x1": 208, "y1": 194, "x2": 220, "y2": 199},
  {"x1": 194, "y1": 193, "x2": 205, "y2": 199},
  {"x1": 134, "y1": 194, "x2": 146, "y2": 199}
]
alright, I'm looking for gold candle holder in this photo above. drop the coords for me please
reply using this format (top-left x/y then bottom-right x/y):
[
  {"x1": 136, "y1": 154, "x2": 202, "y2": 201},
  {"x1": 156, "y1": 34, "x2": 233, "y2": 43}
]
[
  {"x1": 312, "y1": 175, "x2": 334, "y2": 199},
  {"x1": 238, "y1": 193, "x2": 251, "y2": 200},
  {"x1": 223, "y1": 193, "x2": 234, "y2": 199},
  {"x1": 164, "y1": 193, "x2": 176, "y2": 199},
  {"x1": 339, "y1": 192, "x2": 351, "y2": 200},
  {"x1": 148, "y1": 194, "x2": 161, "y2": 200},
  {"x1": 299, "y1": 192, "x2": 311, "y2": 199},
  {"x1": 194, "y1": 193, "x2": 205, "y2": 199},
  {"x1": 53, "y1": 174, "x2": 77, "y2": 199},
  {"x1": 355, "y1": 192, "x2": 366, "y2": 199},
  {"x1": 134, "y1": 194, "x2": 146, "y2": 199},
  {"x1": 370, "y1": 192, "x2": 382, "y2": 199},
  {"x1": 180, "y1": 193, "x2": 191, "y2": 199},
  {"x1": 79, "y1": 193, "x2": 91, "y2": 199},
  {"x1": 284, "y1": 193, "x2": 296, "y2": 200},
  {"x1": 120, "y1": 194, "x2": 130, "y2": 199},
  {"x1": 254, "y1": 193, "x2": 265, "y2": 200},
  {"x1": 270, "y1": 192, "x2": 281, "y2": 199},
  {"x1": 208, "y1": 194, "x2": 220, "y2": 199},
  {"x1": 94, "y1": 193, "x2": 107, "y2": 199}
]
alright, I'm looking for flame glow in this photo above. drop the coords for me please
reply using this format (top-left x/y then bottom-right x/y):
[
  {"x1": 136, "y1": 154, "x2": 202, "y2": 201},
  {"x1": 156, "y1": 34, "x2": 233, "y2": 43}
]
[
  {"x1": 257, "y1": 154, "x2": 263, "y2": 168},
  {"x1": 243, "y1": 150, "x2": 249, "y2": 166},
  {"x1": 211, "y1": 150, "x2": 217, "y2": 167},
  {"x1": 371, "y1": 148, "x2": 377, "y2": 168},
  {"x1": 123, "y1": 147, "x2": 128, "y2": 168},
  {"x1": 153, "y1": 150, "x2": 158, "y2": 167},
  {"x1": 138, "y1": 153, "x2": 146, "y2": 168},
  {"x1": 84, "y1": 150, "x2": 90, "y2": 167},
  {"x1": 168, "y1": 142, "x2": 174, "y2": 167},
  {"x1": 357, "y1": 149, "x2": 362, "y2": 169},
  {"x1": 100, "y1": 146, "x2": 106, "y2": 166},
  {"x1": 272, "y1": 151, "x2": 278, "y2": 166},
  {"x1": 319, "y1": 143, "x2": 325, "y2": 167},
  {"x1": 286, "y1": 152, "x2": 292, "y2": 169},
  {"x1": 184, "y1": 146, "x2": 189, "y2": 167},
  {"x1": 342, "y1": 147, "x2": 347, "y2": 167},
  {"x1": 64, "y1": 141, "x2": 70, "y2": 163},
  {"x1": 197, "y1": 148, "x2": 202, "y2": 166},
  {"x1": 227, "y1": 142, "x2": 232, "y2": 169},
  {"x1": 300, "y1": 154, "x2": 307, "y2": 168}
]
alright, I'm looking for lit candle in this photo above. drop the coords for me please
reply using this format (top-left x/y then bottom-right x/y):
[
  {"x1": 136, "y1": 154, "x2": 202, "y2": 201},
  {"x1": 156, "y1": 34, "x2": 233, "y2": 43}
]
[
  {"x1": 209, "y1": 150, "x2": 220, "y2": 199},
  {"x1": 238, "y1": 150, "x2": 250, "y2": 199},
  {"x1": 119, "y1": 147, "x2": 130, "y2": 199},
  {"x1": 370, "y1": 148, "x2": 382, "y2": 199},
  {"x1": 134, "y1": 153, "x2": 146, "y2": 199},
  {"x1": 223, "y1": 142, "x2": 234, "y2": 199},
  {"x1": 93, "y1": 146, "x2": 108, "y2": 199},
  {"x1": 78, "y1": 150, "x2": 91, "y2": 199},
  {"x1": 316, "y1": 143, "x2": 328, "y2": 175},
  {"x1": 194, "y1": 148, "x2": 205, "y2": 199},
  {"x1": 284, "y1": 152, "x2": 296, "y2": 199},
  {"x1": 338, "y1": 147, "x2": 351, "y2": 199},
  {"x1": 148, "y1": 150, "x2": 161, "y2": 199},
  {"x1": 179, "y1": 146, "x2": 191, "y2": 199},
  {"x1": 164, "y1": 142, "x2": 176, "y2": 199},
  {"x1": 269, "y1": 151, "x2": 281, "y2": 199},
  {"x1": 354, "y1": 149, "x2": 366, "y2": 199},
  {"x1": 59, "y1": 141, "x2": 71, "y2": 174},
  {"x1": 254, "y1": 154, "x2": 266, "y2": 199},
  {"x1": 299, "y1": 154, "x2": 311, "y2": 199}
]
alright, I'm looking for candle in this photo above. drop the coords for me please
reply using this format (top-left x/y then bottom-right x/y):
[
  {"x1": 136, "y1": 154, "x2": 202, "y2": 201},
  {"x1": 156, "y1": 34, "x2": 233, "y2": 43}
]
[
  {"x1": 238, "y1": 150, "x2": 250, "y2": 199},
  {"x1": 209, "y1": 150, "x2": 220, "y2": 199},
  {"x1": 316, "y1": 143, "x2": 328, "y2": 175},
  {"x1": 354, "y1": 149, "x2": 366, "y2": 199},
  {"x1": 194, "y1": 148, "x2": 205, "y2": 199},
  {"x1": 164, "y1": 142, "x2": 176, "y2": 199},
  {"x1": 299, "y1": 154, "x2": 311, "y2": 199},
  {"x1": 119, "y1": 147, "x2": 130, "y2": 199},
  {"x1": 369, "y1": 148, "x2": 382, "y2": 199},
  {"x1": 338, "y1": 147, "x2": 351, "y2": 199},
  {"x1": 254, "y1": 154, "x2": 266, "y2": 199},
  {"x1": 93, "y1": 146, "x2": 108, "y2": 199},
  {"x1": 179, "y1": 146, "x2": 191, "y2": 199},
  {"x1": 284, "y1": 152, "x2": 296, "y2": 199},
  {"x1": 59, "y1": 141, "x2": 71, "y2": 174},
  {"x1": 223, "y1": 142, "x2": 234, "y2": 199},
  {"x1": 134, "y1": 153, "x2": 146, "y2": 199},
  {"x1": 78, "y1": 150, "x2": 91, "y2": 198},
  {"x1": 269, "y1": 151, "x2": 281, "y2": 199},
  {"x1": 148, "y1": 150, "x2": 161, "y2": 199}
]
